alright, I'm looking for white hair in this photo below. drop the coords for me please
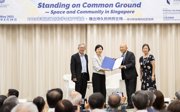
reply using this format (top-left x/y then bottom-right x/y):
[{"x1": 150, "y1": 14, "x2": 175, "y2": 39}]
[
  {"x1": 11, "y1": 102, "x2": 38, "y2": 112},
  {"x1": 78, "y1": 43, "x2": 86, "y2": 48},
  {"x1": 69, "y1": 91, "x2": 82, "y2": 105},
  {"x1": 175, "y1": 91, "x2": 180, "y2": 100}
]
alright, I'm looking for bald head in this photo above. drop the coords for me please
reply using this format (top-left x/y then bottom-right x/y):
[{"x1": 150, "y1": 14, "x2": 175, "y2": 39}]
[
  {"x1": 108, "y1": 94, "x2": 121, "y2": 108},
  {"x1": 120, "y1": 43, "x2": 128, "y2": 53}
]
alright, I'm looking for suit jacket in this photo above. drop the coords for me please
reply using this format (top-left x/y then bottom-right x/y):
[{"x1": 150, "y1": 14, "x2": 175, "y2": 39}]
[
  {"x1": 121, "y1": 51, "x2": 138, "y2": 80},
  {"x1": 70, "y1": 53, "x2": 90, "y2": 82}
]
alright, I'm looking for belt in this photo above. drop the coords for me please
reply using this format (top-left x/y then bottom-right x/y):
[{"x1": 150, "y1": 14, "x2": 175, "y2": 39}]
[{"x1": 81, "y1": 73, "x2": 87, "y2": 74}]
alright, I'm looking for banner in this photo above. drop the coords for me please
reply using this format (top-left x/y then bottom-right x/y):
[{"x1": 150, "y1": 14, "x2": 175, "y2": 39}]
[{"x1": 0, "y1": 0, "x2": 180, "y2": 24}]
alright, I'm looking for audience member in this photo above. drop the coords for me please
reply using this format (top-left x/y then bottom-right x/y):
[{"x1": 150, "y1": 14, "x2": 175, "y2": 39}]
[
  {"x1": 146, "y1": 90, "x2": 156, "y2": 112},
  {"x1": 69, "y1": 91, "x2": 82, "y2": 112},
  {"x1": 8, "y1": 89, "x2": 19, "y2": 98},
  {"x1": 55, "y1": 99, "x2": 74, "y2": 112},
  {"x1": 153, "y1": 90, "x2": 166, "y2": 111},
  {"x1": 33, "y1": 96, "x2": 45, "y2": 112},
  {"x1": 88, "y1": 93, "x2": 105, "y2": 112},
  {"x1": 167, "y1": 100, "x2": 180, "y2": 112},
  {"x1": 0, "y1": 95, "x2": 7, "y2": 108},
  {"x1": 0, "y1": 95, "x2": 19, "y2": 112},
  {"x1": 46, "y1": 88, "x2": 63, "y2": 112},
  {"x1": 11, "y1": 102, "x2": 38, "y2": 112},
  {"x1": 175, "y1": 91, "x2": 180, "y2": 100},
  {"x1": 0, "y1": 103, "x2": 16, "y2": 112},
  {"x1": 106, "y1": 94, "x2": 126, "y2": 112},
  {"x1": 2, "y1": 95, "x2": 19, "y2": 111},
  {"x1": 131, "y1": 90, "x2": 149, "y2": 112},
  {"x1": 3, "y1": 88, "x2": 180, "y2": 112},
  {"x1": 3, "y1": 96, "x2": 19, "y2": 105}
]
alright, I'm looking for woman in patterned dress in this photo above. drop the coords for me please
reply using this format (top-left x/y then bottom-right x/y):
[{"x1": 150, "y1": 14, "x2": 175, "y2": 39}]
[{"x1": 139, "y1": 44, "x2": 156, "y2": 90}]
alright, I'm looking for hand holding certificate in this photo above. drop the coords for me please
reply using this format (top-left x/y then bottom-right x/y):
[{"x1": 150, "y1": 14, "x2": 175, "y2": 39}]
[{"x1": 101, "y1": 56, "x2": 123, "y2": 70}]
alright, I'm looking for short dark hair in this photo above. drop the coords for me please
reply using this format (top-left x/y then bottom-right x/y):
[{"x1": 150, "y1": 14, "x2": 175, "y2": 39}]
[
  {"x1": 54, "y1": 88, "x2": 63, "y2": 99},
  {"x1": 8, "y1": 89, "x2": 19, "y2": 97},
  {"x1": 131, "y1": 91, "x2": 149, "y2": 110},
  {"x1": 95, "y1": 44, "x2": 103, "y2": 51},
  {"x1": 0, "y1": 103, "x2": 16, "y2": 112},
  {"x1": 55, "y1": 99, "x2": 74, "y2": 112},
  {"x1": 0, "y1": 96, "x2": 18, "y2": 112},
  {"x1": 46, "y1": 88, "x2": 63, "y2": 108},
  {"x1": 167, "y1": 100, "x2": 180, "y2": 112},
  {"x1": 146, "y1": 90, "x2": 156, "y2": 106},
  {"x1": 108, "y1": 94, "x2": 121, "y2": 108},
  {"x1": 153, "y1": 90, "x2": 166, "y2": 110},
  {"x1": 88, "y1": 93, "x2": 105, "y2": 109},
  {"x1": 33, "y1": 96, "x2": 45, "y2": 112},
  {"x1": 142, "y1": 44, "x2": 150, "y2": 51},
  {"x1": 0, "y1": 95, "x2": 7, "y2": 107}
]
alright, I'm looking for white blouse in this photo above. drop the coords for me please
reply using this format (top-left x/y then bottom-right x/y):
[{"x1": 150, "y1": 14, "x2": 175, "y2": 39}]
[{"x1": 92, "y1": 54, "x2": 105, "y2": 75}]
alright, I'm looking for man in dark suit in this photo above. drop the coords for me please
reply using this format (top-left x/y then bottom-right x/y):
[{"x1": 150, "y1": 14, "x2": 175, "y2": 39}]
[
  {"x1": 70, "y1": 43, "x2": 89, "y2": 98},
  {"x1": 119, "y1": 43, "x2": 138, "y2": 109}
]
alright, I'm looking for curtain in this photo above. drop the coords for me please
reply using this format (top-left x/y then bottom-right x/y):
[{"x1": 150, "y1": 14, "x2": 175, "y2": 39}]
[{"x1": 0, "y1": 24, "x2": 179, "y2": 100}]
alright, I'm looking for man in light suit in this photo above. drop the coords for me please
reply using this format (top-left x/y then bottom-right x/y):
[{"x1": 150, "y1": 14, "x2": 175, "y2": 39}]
[
  {"x1": 119, "y1": 43, "x2": 138, "y2": 109},
  {"x1": 70, "y1": 43, "x2": 90, "y2": 98}
]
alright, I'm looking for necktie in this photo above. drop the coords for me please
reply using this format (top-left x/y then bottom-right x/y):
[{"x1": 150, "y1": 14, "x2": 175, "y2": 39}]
[{"x1": 122, "y1": 53, "x2": 125, "y2": 64}]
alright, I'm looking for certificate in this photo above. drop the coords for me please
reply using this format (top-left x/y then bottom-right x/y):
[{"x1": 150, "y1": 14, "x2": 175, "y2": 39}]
[{"x1": 101, "y1": 56, "x2": 123, "y2": 70}]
